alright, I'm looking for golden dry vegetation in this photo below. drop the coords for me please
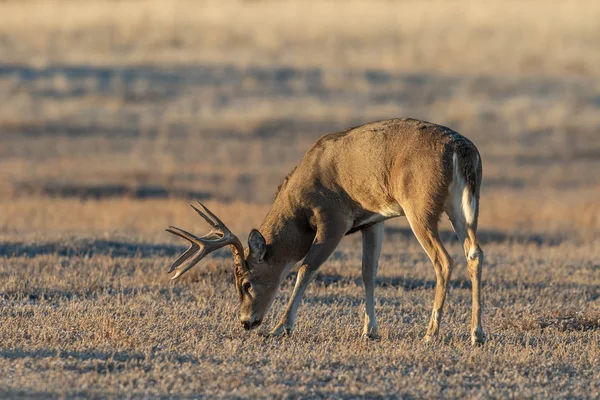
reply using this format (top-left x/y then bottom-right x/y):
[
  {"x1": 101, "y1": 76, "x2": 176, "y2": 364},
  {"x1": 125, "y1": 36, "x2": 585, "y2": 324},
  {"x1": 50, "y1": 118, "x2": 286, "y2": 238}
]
[{"x1": 1, "y1": 0, "x2": 599, "y2": 398}]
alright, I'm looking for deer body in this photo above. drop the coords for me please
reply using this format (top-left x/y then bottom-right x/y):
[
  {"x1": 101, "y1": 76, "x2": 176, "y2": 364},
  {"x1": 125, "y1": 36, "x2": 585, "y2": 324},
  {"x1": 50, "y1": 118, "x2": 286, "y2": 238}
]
[{"x1": 167, "y1": 118, "x2": 485, "y2": 345}]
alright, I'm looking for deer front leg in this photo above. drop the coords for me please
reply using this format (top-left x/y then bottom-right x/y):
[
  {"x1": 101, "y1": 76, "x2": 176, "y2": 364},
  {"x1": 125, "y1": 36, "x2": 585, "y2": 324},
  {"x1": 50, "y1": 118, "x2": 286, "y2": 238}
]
[
  {"x1": 361, "y1": 222, "x2": 384, "y2": 340},
  {"x1": 268, "y1": 265, "x2": 318, "y2": 337},
  {"x1": 269, "y1": 216, "x2": 347, "y2": 337}
]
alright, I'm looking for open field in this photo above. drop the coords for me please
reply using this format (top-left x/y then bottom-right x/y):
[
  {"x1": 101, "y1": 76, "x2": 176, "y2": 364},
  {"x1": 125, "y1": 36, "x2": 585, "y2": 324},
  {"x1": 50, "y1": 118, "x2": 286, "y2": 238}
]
[
  {"x1": 1, "y1": 0, "x2": 600, "y2": 76},
  {"x1": 1, "y1": 0, "x2": 600, "y2": 398}
]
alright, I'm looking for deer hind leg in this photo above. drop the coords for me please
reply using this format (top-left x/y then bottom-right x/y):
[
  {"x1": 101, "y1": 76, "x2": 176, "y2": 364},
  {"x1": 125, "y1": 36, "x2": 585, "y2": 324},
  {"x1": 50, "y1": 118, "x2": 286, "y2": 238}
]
[
  {"x1": 405, "y1": 208, "x2": 453, "y2": 342},
  {"x1": 446, "y1": 199, "x2": 485, "y2": 345},
  {"x1": 361, "y1": 222, "x2": 384, "y2": 339}
]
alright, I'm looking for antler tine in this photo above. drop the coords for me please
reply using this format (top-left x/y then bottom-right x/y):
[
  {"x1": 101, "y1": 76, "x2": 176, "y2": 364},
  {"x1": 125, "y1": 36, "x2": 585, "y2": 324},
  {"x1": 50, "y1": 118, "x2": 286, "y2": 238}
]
[
  {"x1": 200, "y1": 231, "x2": 224, "y2": 240},
  {"x1": 170, "y1": 247, "x2": 211, "y2": 280},
  {"x1": 167, "y1": 241, "x2": 200, "y2": 273},
  {"x1": 165, "y1": 226, "x2": 202, "y2": 243},
  {"x1": 165, "y1": 204, "x2": 245, "y2": 280},
  {"x1": 166, "y1": 227, "x2": 225, "y2": 278},
  {"x1": 195, "y1": 201, "x2": 226, "y2": 228},
  {"x1": 189, "y1": 203, "x2": 218, "y2": 227},
  {"x1": 166, "y1": 225, "x2": 223, "y2": 243}
]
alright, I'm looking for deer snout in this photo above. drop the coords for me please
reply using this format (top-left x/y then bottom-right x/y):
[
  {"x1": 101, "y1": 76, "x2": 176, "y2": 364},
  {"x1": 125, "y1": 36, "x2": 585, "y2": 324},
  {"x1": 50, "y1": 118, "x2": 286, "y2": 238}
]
[{"x1": 241, "y1": 317, "x2": 262, "y2": 330}]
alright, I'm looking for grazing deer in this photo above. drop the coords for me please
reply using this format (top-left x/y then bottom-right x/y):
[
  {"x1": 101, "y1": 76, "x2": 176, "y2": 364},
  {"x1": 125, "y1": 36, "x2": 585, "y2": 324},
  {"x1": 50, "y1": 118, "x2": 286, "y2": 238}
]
[{"x1": 166, "y1": 118, "x2": 485, "y2": 345}]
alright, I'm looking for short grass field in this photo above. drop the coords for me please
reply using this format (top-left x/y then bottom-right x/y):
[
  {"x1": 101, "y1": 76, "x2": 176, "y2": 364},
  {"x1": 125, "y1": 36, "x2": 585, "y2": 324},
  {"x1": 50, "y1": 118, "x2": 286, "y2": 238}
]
[{"x1": 1, "y1": 1, "x2": 599, "y2": 398}]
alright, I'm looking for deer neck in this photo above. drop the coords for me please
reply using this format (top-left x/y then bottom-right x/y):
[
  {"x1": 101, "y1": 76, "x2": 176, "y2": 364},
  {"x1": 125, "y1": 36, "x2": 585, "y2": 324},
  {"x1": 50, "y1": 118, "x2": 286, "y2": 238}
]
[{"x1": 259, "y1": 200, "x2": 314, "y2": 277}]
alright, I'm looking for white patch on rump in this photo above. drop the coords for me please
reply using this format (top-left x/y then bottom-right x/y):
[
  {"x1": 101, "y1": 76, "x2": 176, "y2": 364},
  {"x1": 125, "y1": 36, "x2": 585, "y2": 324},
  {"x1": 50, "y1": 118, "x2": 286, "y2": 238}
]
[
  {"x1": 462, "y1": 186, "x2": 476, "y2": 225},
  {"x1": 451, "y1": 153, "x2": 476, "y2": 226}
]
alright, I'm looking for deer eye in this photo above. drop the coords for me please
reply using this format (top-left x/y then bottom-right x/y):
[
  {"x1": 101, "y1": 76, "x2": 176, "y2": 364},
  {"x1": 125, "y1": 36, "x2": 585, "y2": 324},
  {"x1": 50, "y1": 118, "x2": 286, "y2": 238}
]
[{"x1": 242, "y1": 281, "x2": 252, "y2": 292}]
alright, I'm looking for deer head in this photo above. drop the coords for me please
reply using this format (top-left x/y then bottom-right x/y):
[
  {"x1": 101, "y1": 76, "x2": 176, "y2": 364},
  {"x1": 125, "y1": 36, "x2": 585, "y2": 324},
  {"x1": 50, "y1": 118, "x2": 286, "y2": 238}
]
[{"x1": 166, "y1": 202, "x2": 278, "y2": 330}]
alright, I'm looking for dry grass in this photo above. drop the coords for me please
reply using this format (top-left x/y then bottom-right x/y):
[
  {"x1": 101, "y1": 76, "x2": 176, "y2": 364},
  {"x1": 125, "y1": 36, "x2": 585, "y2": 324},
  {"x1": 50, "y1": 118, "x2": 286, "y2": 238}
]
[
  {"x1": 1, "y1": 201, "x2": 600, "y2": 398},
  {"x1": 1, "y1": 0, "x2": 600, "y2": 398}
]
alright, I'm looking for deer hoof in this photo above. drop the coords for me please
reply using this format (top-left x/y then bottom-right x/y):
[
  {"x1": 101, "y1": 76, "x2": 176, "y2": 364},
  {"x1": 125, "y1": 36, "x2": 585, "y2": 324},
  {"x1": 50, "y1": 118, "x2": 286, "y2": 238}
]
[
  {"x1": 363, "y1": 327, "x2": 379, "y2": 341},
  {"x1": 268, "y1": 324, "x2": 291, "y2": 338},
  {"x1": 423, "y1": 334, "x2": 437, "y2": 344},
  {"x1": 471, "y1": 328, "x2": 486, "y2": 346},
  {"x1": 363, "y1": 333, "x2": 380, "y2": 341}
]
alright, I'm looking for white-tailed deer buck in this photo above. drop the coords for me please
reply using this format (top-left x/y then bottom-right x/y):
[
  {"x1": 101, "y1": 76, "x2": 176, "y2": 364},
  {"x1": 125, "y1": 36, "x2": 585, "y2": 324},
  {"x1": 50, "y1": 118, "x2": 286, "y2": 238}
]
[{"x1": 167, "y1": 118, "x2": 485, "y2": 345}]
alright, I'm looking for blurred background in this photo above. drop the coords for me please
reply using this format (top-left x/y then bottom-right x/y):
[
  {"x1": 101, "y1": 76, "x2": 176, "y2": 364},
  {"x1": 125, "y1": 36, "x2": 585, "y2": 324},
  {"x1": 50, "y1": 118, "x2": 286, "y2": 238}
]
[{"x1": 0, "y1": 0, "x2": 599, "y2": 242}]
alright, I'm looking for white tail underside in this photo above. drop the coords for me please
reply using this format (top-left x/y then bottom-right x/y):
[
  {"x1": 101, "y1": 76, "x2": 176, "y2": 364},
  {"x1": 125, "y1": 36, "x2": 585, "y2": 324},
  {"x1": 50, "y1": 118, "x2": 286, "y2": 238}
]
[{"x1": 452, "y1": 153, "x2": 476, "y2": 226}]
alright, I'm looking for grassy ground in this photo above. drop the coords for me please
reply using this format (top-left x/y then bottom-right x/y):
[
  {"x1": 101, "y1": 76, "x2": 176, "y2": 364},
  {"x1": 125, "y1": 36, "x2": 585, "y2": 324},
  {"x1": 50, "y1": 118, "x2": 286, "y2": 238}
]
[
  {"x1": 1, "y1": 0, "x2": 599, "y2": 398},
  {"x1": 1, "y1": 201, "x2": 599, "y2": 398}
]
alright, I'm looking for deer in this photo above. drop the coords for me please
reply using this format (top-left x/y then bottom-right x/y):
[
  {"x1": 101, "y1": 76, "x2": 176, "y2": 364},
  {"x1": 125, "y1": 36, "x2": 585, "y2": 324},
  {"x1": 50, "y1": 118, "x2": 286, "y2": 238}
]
[{"x1": 166, "y1": 118, "x2": 485, "y2": 345}]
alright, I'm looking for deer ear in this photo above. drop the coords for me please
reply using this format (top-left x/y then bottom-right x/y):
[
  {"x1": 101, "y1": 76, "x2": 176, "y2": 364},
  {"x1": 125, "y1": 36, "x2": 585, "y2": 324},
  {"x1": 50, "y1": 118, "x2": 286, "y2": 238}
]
[{"x1": 248, "y1": 229, "x2": 267, "y2": 262}]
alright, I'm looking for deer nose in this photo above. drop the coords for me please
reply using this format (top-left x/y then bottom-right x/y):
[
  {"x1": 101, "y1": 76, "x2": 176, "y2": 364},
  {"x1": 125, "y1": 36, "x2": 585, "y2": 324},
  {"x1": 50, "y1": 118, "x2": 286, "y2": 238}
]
[{"x1": 241, "y1": 319, "x2": 262, "y2": 330}]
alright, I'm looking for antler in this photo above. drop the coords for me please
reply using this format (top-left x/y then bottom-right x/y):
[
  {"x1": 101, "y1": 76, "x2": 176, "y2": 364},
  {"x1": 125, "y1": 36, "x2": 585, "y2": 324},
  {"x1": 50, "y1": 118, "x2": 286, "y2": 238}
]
[{"x1": 166, "y1": 201, "x2": 245, "y2": 280}]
